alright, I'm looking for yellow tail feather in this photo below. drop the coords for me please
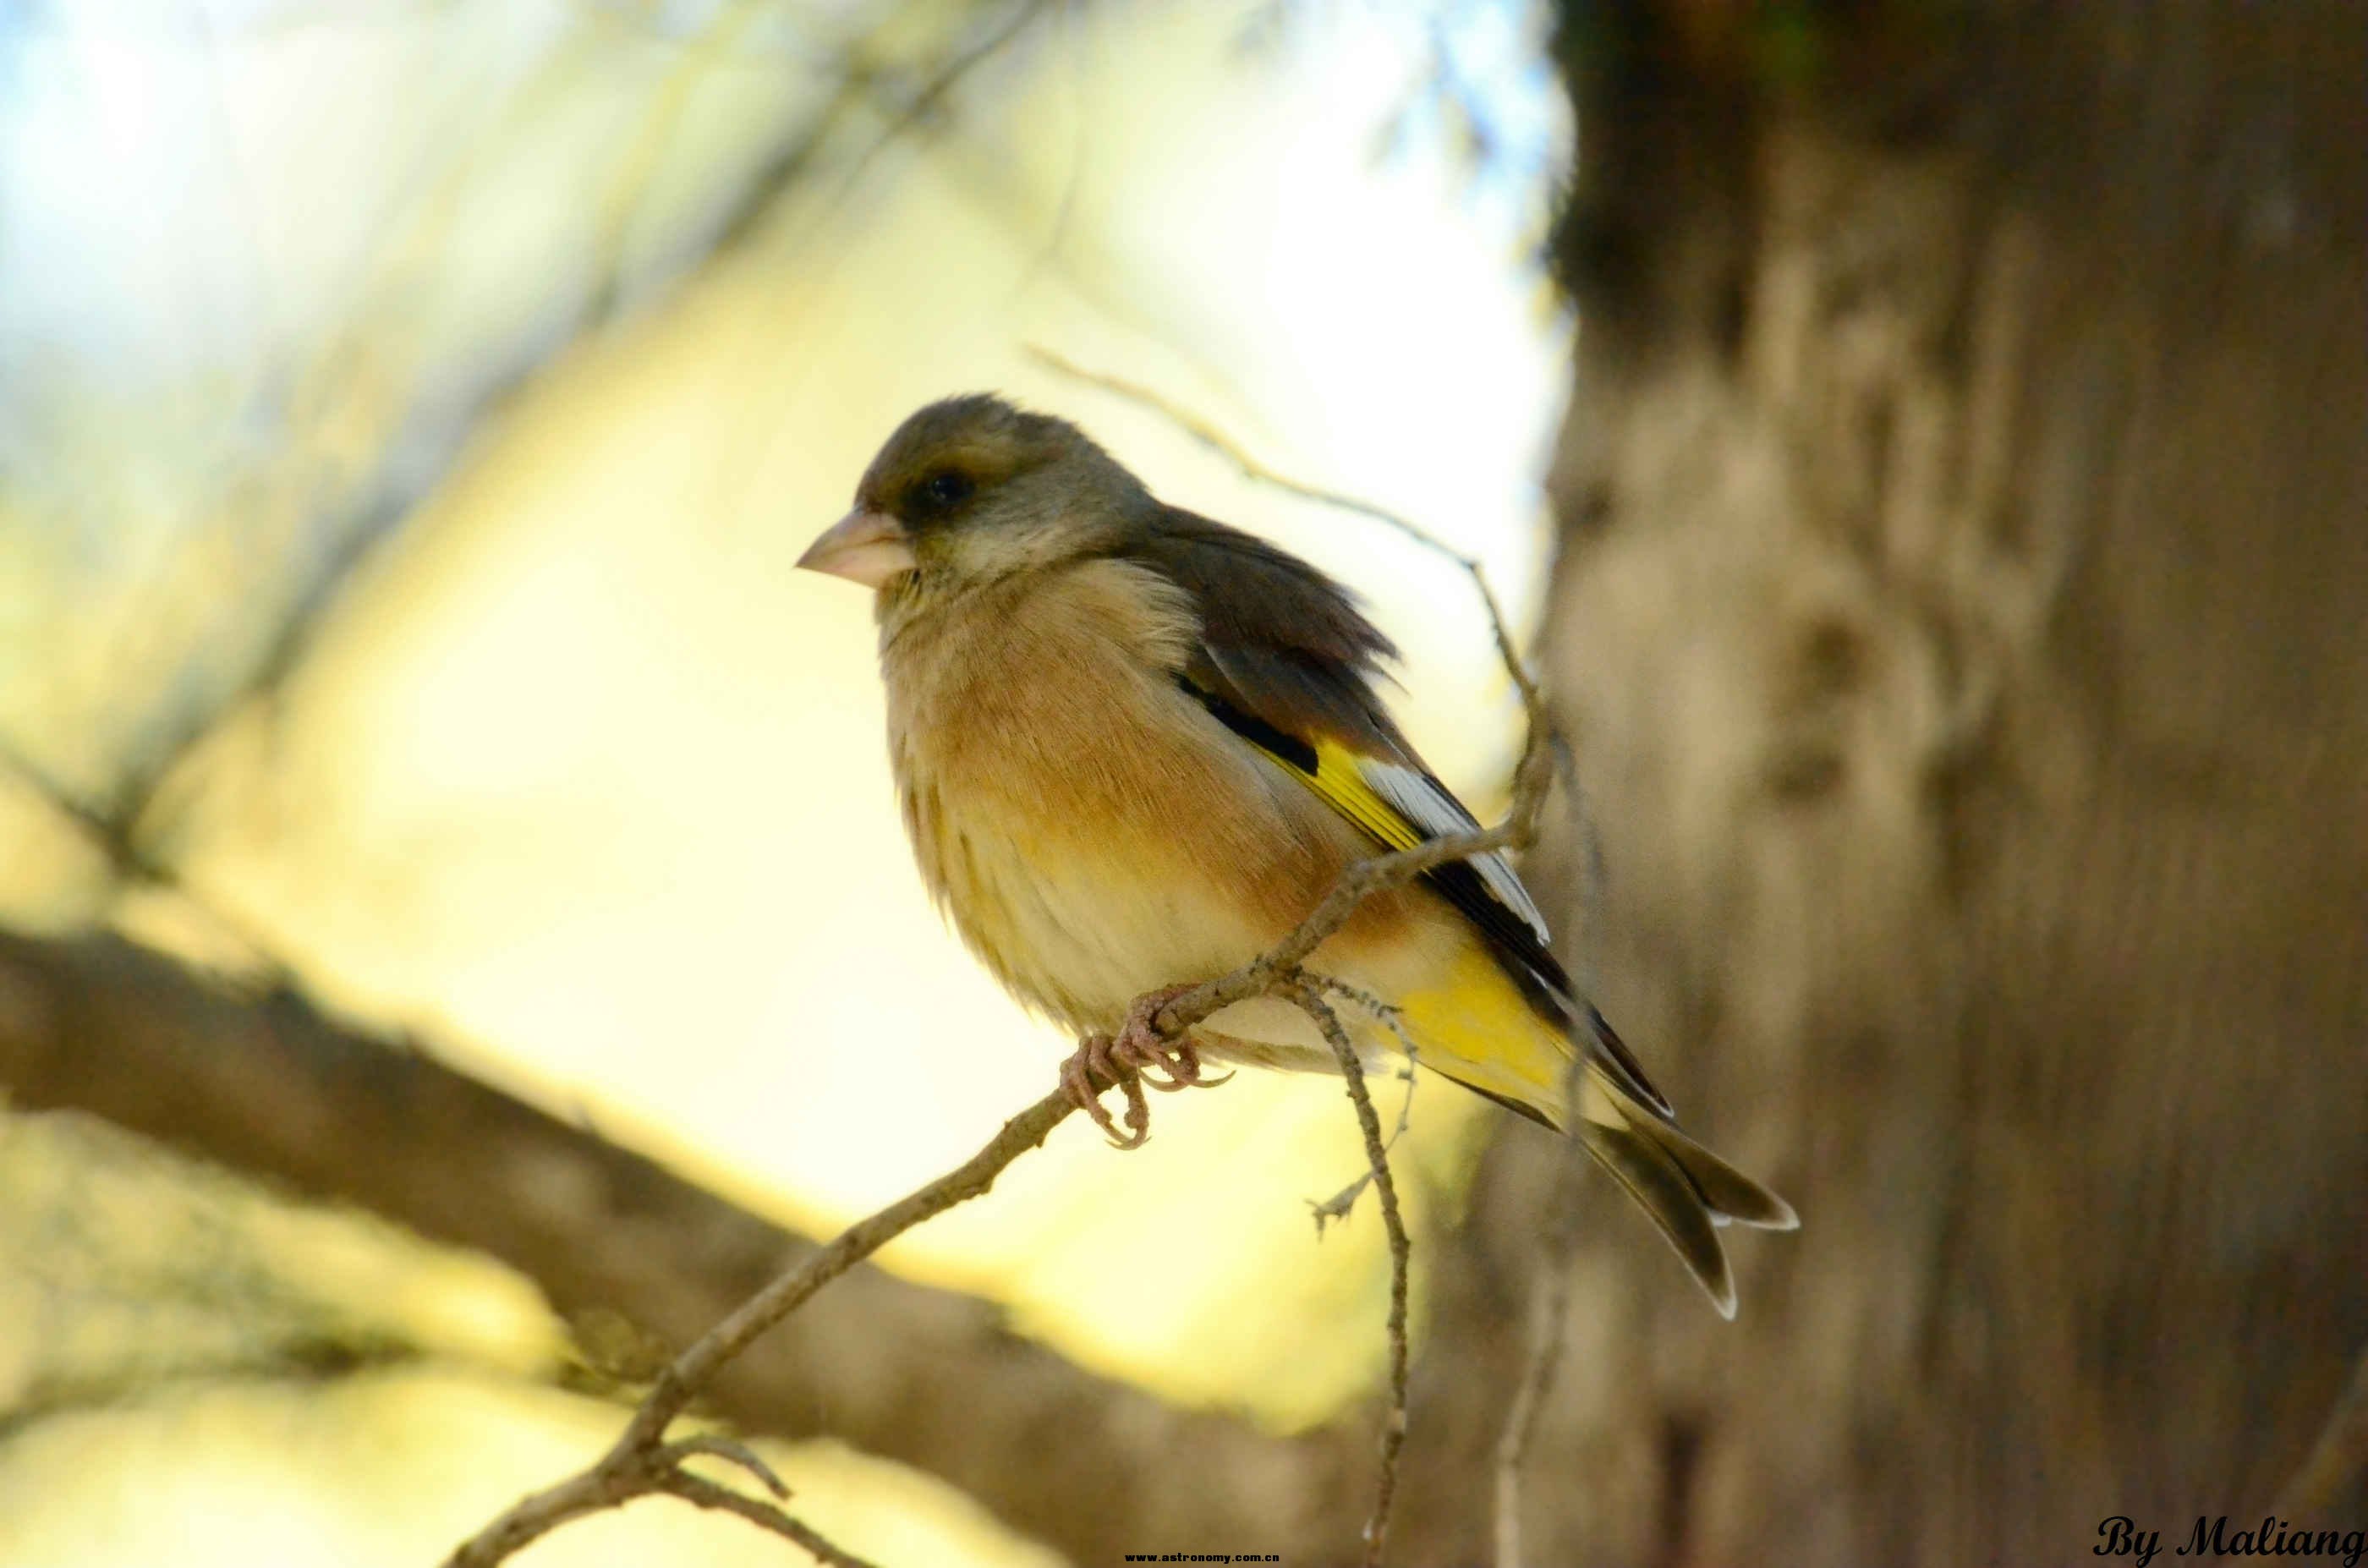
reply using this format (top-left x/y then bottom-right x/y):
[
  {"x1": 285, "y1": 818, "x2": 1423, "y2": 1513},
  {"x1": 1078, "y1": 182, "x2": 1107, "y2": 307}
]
[{"x1": 1395, "y1": 957, "x2": 1795, "y2": 1314}]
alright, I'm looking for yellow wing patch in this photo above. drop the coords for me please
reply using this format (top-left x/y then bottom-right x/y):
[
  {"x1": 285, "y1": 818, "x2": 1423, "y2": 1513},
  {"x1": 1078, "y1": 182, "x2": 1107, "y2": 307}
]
[
  {"x1": 1294, "y1": 738, "x2": 1551, "y2": 947},
  {"x1": 1302, "y1": 737, "x2": 1426, "y2": 852}
]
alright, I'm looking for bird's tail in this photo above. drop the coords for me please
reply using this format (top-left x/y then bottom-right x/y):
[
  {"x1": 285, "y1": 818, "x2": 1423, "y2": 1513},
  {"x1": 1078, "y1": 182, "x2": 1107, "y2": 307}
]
[
  {"x1": 1573, "y1": 1061, "x2": 1797, "y2": 1319},
  {"x1": 1391, "y1": 957, "x2": 1795, "y2": 1315}
]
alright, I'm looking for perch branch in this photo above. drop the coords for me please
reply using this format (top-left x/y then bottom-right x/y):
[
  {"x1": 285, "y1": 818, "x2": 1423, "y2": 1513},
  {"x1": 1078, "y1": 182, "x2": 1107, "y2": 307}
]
[{"x1": 1287, "y1": 978, "x2": 1414, "y2": 1568}]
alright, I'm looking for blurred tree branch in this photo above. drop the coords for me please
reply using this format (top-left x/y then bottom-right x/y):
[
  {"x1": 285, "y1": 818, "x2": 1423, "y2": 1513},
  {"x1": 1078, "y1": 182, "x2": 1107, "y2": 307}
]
[
  {"x1": 8, "y1": 0, "x2": 1059, "y2": 921},
  {"x1": 611, "y1": 0, "x2": 1058, "y2": 315},
  {"x1": 1491, "y1": 1170, "x2": 1581, "y2": 1568},
  {"x1": 0, "y1": 1335, "x2": 423, "y2": 1454},
  {"x1": 0, "y1": 928, "x2": 1377, "y2": 1563}
]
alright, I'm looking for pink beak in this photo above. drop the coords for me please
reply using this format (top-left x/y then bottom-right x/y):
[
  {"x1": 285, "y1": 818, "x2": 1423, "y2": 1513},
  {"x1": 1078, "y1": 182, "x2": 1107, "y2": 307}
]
[{"x1": 796, "y1": 509, "x2": 915, "y2": 588}]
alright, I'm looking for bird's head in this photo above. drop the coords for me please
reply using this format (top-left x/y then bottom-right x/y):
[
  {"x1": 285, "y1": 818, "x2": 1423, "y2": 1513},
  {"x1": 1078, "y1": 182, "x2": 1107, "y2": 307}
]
[{"x1": 798, "y1": 394, "x2": 1149, "y2": 607}]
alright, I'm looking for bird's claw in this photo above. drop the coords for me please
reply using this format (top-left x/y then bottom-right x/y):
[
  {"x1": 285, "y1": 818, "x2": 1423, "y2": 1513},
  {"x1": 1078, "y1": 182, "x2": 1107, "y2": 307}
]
[
  {"x1": 1058, "y1": 985, "x2": 1232, "y2": 1149},
  {"x1": 1061, "y1": 1032, "x2": 1152, "y2": 1149},
  {"x1": 1112, "y1": 984, "x2": 1235, "y2": 1093}
]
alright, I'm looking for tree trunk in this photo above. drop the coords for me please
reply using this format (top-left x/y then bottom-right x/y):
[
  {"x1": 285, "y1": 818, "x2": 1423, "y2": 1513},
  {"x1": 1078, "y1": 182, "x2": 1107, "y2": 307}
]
[{"x1": 1431, "y1": 3, "x2": 2368, "y2": 1563}]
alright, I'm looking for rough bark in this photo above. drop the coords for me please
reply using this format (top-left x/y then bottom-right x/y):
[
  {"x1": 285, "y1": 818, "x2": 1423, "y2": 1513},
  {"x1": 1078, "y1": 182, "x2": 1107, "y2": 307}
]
[
  {"x1": 0, "y1": 930, "x2": 1369, "y2": 1564},
  {"x1": 1443, "y1": 3, "x2": 2368, "y2": 1563}
]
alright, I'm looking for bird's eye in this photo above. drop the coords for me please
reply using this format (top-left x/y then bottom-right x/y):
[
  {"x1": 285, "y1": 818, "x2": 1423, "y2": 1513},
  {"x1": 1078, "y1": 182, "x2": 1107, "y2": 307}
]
[{"x1": 913, "y1": 469, "x2": 974, "y2": 514}]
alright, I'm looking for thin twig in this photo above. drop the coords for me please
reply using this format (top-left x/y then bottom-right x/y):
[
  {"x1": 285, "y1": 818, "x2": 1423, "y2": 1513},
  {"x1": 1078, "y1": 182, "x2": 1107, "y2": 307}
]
[
  {"x1": 1492, "y1": 1251, "x2": 1576, "y2": 1567},
  {"x1": 711, "y1": 0, "x2": 1055, "y2": 259},
  {"x1": 828, "y1": 0, "x2": 1054, "y2": 200},
  {"x1": 0, "y1": 733, "x2": 292, "y2": 971},
  {"x1": 1494, "y1": 1051, "x2": 1594, "y2": 1565},
  {"x1": 1287, "y1": 979, "x2": 1412, "y2": 1568},
  {"x1": 688, "y1": 0, "x2": 1059, "y2": 260},
  {"x1": 1027, "y1": 343, "x2": 1575, "y2": 823},
  {"x1": 2276, "y1": 1340, "x2": 2368, "y2": 1517},
  {"x1": 1026, "y1": 347, "x2": 1446, "y2": 548},
  {"x1": 1487, "y1": 1037, "x2": 1600, "y2": 1563},
  {"x1": 1143, "y1": 800, "x2": 1543, "y2": 1055},
  {"x1": 656, "y1": 1471, "x2": 880, "y2": 1568},
  {"x1": 440, "y1": 1090, "x2": 1078, "y2": 1568},
  {"x1": 1307, "y1": 976, "x2": 1418, "y2": 1231},
  {"x1": 579, "y1": 0, "x2": 778, "y2": 325},
  {"x1": 659, "y1": 1433, "x2": 792, "y2": 1499}
]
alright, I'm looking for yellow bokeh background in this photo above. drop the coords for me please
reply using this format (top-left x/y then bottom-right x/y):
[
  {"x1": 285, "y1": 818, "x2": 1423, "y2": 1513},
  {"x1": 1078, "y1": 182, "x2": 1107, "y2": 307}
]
[{"x1": 0, "y1": 3, "x2": 1566, "y2": 1561}]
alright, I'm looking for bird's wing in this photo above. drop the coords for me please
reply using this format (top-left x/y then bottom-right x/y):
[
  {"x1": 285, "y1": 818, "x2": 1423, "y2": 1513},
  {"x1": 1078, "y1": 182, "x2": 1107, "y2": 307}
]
[{"x1": 1121, "y1": 507, "x2": 1675, "y2": 1118}]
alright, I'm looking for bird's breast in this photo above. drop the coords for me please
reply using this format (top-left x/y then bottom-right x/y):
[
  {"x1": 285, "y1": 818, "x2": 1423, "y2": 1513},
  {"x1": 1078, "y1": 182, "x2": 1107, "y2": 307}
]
[{"x1": 880, "y1": 566, "x2": 1344, "y2": 1032}]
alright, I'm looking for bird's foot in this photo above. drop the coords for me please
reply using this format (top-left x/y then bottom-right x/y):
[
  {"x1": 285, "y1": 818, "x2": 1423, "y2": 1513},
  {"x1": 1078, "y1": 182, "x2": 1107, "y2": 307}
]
[
  {"x1": 1112, "y1": 984, "x2": 1234, "y2": 1092},
  {"x1": 1058, "y1": 984, "x2": 1234, "y2": 1149}
]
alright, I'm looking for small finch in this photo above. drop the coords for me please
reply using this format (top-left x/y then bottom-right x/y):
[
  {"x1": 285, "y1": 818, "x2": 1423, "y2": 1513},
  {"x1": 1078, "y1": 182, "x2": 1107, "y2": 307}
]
[{"x1": 798, "y1": 394, "x2": 1795, "y2": 1315}]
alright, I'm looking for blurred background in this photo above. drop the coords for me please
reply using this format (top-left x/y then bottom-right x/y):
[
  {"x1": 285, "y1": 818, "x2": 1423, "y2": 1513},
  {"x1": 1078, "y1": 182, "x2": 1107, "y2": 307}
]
[
  {"x1": 3, "y1": 2, "x2": 1565, "y2": 1563},
  {"x1": 3, "y1": 3, "x2": 2364, "y2": 1566}
]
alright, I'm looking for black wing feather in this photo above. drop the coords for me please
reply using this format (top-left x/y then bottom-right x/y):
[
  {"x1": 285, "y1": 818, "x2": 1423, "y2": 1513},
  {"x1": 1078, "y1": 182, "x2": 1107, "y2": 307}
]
[
  {"x1": 1121, "y1": 508, "x2": 1407, "y2": 753},
  {"x1": 1125, "y1": 507, "x2": 1675, "y2": 1120}
]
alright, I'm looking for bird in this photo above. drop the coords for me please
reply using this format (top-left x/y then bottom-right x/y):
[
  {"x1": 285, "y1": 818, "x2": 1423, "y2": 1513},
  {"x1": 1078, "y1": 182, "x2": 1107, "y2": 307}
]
[{"x1": 797, "y1": 392, "x2": 1796, "y2": 1316}]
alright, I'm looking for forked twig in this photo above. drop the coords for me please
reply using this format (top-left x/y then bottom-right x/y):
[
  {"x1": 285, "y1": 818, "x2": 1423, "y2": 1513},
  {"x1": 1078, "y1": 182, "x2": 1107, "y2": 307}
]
[
  {"x1": 1307, "y1": 977, "x2": 1419, "y2": 1231},
  {"x1": 1287, "y1": 977, "x2": 1414, "y2": 1568}
]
